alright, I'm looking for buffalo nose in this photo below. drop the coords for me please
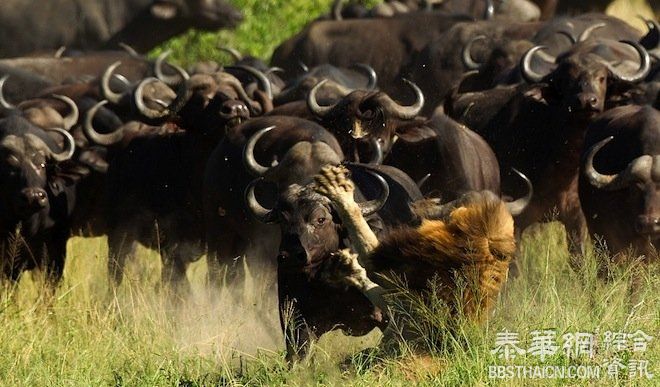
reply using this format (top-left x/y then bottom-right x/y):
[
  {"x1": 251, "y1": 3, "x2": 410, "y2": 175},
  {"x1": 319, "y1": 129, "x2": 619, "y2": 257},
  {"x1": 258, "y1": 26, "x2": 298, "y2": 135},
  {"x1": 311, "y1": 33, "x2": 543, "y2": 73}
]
[
  {"x1": 635, "y1": 215, "x2": 660, "y2": 234},
  {"x1": 20, "y1": 188, "x2": 48, "y2": 210},
  {"x1": 219, "y1": 101, "x2": 249, "y2": 119},
  {"x1": 579, "y1": 94, "x2": 599, "y2": 111},
  {"x1": 587, "y1": 97, "x2": 598, "y2": 108}
]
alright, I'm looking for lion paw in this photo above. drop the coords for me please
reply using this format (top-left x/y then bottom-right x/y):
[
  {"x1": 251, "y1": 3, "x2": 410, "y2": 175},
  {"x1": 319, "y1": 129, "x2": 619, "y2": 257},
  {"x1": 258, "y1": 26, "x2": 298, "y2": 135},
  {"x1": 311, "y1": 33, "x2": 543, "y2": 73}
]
[
  {"x1": 320, "y1": 249, "x2": 369, "y2": 290},
  {"x1": 313, "y1": 165, "x2": 355, "y2": 205}
]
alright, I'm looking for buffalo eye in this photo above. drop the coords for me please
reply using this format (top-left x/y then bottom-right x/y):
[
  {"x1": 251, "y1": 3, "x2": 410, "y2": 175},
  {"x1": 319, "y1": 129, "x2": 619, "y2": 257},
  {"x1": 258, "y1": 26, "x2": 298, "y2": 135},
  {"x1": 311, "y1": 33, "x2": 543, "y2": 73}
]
[
  {"x1": 598, "y1": 76, "x2": 605, "y2": 84},
  {"x1": 315, "y1": 216, "x2": 326, "y2": 226},
  {"x1": 361, "y1": 109, "x2": 375, "y2": 119}
]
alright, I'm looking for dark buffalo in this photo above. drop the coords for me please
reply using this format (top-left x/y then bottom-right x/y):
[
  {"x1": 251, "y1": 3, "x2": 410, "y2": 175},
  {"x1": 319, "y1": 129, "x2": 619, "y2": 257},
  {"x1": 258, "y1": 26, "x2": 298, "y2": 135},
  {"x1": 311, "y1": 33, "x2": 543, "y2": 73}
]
[
  {"x1": 203, "y1": 117, "x2": 345, "y2": 286},
  {"x1": 235, "y1": 124, "x2": 410, "y2": 361},
  {"x1": 530, "y1": 13, "x2": 643, "y2": 58},
  {"x1": 446, "y1": 38, "x2": 651, "y2": 255},
  {"x1": 579, "y1": 105, "x2": 659, "y2": 262},
  {"x1": 385, "y1": 108, "x2": 501, "y2": 200},
  {"x1": 273, "y1": 63, "x2": 377, "y2": 106},
  {"x1": 329, "y1": 0, "x2": 540, "y2": 21},
  {"x1": 271, "y1": 12, "x2": 474, "y2": 97},
  {"x1": 0, "y1": 0, "x2": 242, "y2": 57},
  {"x1": 409, "y1": 19, "x2": 543, "y2": 113},
  {"x1": 269, "y1": 79, "x2": 431, "y2": 163},
  {"x1": 0, "y1": 114, "x2": 76, "y2": 283},
  {"x1": 84, "y1": 71, "x2": 266, "y2": 293}
]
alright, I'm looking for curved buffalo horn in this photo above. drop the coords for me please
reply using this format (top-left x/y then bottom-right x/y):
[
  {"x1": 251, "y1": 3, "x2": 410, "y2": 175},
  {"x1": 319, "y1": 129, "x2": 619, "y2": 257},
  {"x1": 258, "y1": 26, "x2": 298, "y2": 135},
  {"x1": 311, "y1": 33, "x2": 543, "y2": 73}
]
[
  {"x1": 582, "y1": 136, "x2": 632, "y2": 190},
  {"x1": 307, "y1": 79, "x2": 341, "y2": 117},
  {"x1": 462, "y1": 35, "x2": 487, "y2": 70},
  {"x1": 556, "y1": 30, "x2": 577, "y2": 45},
  {"x1": 134, "y1": 77, "x2": 173, "y2": 119},
  {"x1": 118, "y1": 42, "x2": 141, "y2": 58},
  {"x1": 379, "y1": 79, "x2": 424, "y2": 120},
  {"x1": 267, "y1": 67, "x2": 285, "y2": 75},
  {"x1": 332, "y1": 0, "x2": 343, "y2": 20},
  {"x1": 416, "y1": 173, "x2": 431, "y2": 189},
  {"x1": 101, "y1": 61, "x2": 126, "y2": 104},
  {"x1": 578, "y1": 23, "x2": 606, "y2": 42},
  {"x1": 244, "y1": 178, "x2": 277, "y2": 224},
  {"x1": 506, "y1": 168, "x2": 533, "y2": 216},
  {"x1": 584, "y1": 136, "x2": 615, "y2": 188},
  {"x1": 154, "y1": 50, "x2": 190, "y2": 86},
  {"x1": 358, "y1": 171, "x2": 390, "y2": 216},
  {"x1": 218, "y1": 46, "x2": 243, "y2": 62},
  {"x1": 45, "y1": 127, "x2": 76, "y2": 162},
  {"x1": 51, "y1": 94, "x2": 79, "y2": 130},
  {"x1": 83, "y1": 100, "x2": 125, "y2": 146},
  {"x1": 607, "y1": 40, "x2": 651, "y2": 83},
  {"x1": 483, "y1": 0, "x2": 494, "y2": 20},
  {"x1": 112, "y1": 73, "x2": 131, "y2": 89},
  {"x1": 54, "y1": 46, "x2": 66, "y2": 58},
  {"x1": 0, "y1": 75, "x2": 16, "y2": 109},
  {"x1": 352, "y1": 63, "x2": 378, "y2": 90},
  {"x1": 243, "y1": 126, "x2": 276, "y2": 177},
  {"x1": 369, "y1": 137, "x2": 383, "y2": 165},
  {"x1": 520, "y1": 45, "x2": 552, "y2": 84},
  {"x1": 225, "y1": 65, "x2": 273, "y2": 100}
]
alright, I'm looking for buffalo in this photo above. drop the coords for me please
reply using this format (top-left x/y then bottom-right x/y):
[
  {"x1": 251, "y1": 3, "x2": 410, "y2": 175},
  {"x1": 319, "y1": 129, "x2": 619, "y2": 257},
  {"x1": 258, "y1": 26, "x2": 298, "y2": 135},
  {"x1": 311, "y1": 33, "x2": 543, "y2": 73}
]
[
  {"x1": 580, "y1": 105, "x2": 659, "y2": 263},
  {"x1": 0, "y1": 0, "x2": 242, "y2": 57},
  {"x1": 0, "y1": 114, "x2": 76, "y2": 283}
]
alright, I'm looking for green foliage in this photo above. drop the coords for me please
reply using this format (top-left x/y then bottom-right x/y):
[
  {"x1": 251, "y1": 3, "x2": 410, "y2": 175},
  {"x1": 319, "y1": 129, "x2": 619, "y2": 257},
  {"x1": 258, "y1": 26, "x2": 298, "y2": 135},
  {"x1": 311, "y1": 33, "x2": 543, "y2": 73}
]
[{"x1": 154, "y1": 0, "x2": 381, "y2": 66}]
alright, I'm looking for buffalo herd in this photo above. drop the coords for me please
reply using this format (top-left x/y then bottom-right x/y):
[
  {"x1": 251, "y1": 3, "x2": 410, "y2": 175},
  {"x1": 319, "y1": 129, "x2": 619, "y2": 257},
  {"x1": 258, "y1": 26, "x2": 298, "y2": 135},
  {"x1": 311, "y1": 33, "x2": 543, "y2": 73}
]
[{"x1": 0, "y1": 0, "x2": 658, "y2": 360}]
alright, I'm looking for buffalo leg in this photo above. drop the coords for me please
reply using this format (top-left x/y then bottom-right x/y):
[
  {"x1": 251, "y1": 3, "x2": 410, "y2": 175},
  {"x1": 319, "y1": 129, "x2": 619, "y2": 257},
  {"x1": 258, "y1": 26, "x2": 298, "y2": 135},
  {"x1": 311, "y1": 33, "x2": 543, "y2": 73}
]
[
  {"x1": 279, "y1": 296, "x2": 316, "y2": 363},
  {"x1": 107, "y1": 230, "x2": 137, "y2": 286},
  {"x1": 206, "y1": 233, "x2": 245, "y2": 289},
  {"x1": 44, "y1": 230, "x2": 68, "y2": 286},
  {"x1": 161, "y1": 244, "x2": 195, "y2": 297}
]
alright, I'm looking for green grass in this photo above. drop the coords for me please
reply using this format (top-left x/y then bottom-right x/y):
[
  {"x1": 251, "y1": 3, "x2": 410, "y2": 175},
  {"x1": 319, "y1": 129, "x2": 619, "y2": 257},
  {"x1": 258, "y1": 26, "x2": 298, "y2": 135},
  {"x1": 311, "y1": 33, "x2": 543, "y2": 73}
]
[{"x1": 0, "y1": 223, "x2": 657, "y2": 385}]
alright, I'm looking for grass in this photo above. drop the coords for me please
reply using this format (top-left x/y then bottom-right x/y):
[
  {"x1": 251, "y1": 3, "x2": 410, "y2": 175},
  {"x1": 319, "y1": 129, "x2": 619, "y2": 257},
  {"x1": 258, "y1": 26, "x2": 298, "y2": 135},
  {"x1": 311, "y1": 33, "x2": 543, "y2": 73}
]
[{"x1": 0, "y1": 223, "x2": 657, "y2": 385}]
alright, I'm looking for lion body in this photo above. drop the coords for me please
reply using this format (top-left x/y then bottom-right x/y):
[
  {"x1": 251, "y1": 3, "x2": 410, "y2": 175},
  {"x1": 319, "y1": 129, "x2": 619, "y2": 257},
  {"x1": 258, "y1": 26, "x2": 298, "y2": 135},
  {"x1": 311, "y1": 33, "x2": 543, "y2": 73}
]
[{"x1": 368, "y1": 196, "x2": 515, "y2": 321}]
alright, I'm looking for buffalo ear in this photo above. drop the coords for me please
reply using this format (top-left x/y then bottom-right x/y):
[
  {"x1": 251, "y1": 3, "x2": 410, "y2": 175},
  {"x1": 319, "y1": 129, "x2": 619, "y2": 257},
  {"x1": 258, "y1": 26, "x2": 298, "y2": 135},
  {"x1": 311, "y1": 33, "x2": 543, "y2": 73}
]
[
  {"x1": 396, "y1": 125, "x2": 437, "y2": 143},
  {"x1": 151, "y1": 1, "x2": 179, "y2": 19}
]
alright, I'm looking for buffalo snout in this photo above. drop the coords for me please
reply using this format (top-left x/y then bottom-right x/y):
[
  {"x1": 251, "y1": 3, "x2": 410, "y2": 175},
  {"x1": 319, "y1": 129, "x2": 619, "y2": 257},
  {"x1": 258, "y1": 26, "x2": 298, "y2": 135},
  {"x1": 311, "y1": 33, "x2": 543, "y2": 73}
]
[
  {"x1": 219, "y1": 100, "x2": 250, "y2": 125},
  {"x1": 278, "y1": 233, "x2": 308, "y2": 267},
  {"x1": 578, "y1": 92, "x2": 601, "y2": 112},
  {"x1": 635, "y1": 215, "x2": 660, "y2": 235},
  {"x1": 19, "y1": 187, "x2": 48, "y2": 212}
]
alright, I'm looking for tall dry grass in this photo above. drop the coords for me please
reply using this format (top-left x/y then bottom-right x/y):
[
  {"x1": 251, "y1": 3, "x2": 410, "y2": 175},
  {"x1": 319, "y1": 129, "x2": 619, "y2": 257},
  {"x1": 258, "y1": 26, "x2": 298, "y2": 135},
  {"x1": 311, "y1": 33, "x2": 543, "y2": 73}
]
[{"x1": 0, "y1": 222, "x2": 657, "y2": 385}]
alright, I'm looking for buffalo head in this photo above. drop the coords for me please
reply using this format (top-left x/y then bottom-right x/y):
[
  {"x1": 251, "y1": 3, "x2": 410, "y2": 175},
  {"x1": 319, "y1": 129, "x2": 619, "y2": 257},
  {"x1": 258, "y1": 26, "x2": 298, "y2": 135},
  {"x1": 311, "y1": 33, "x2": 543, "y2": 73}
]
[
  {"x1": 520, "y1": 40, "x2": 651, "y2": 114},
  {"x1": 243, "y1": 127, "x2": 389, "y2": 267},
  {"x1": 0, "y1": 117, "x2": 75, "y2": 224},
  {"x1": 584, "y1": 136, "x2": 660, "y2": 251},
  {"x1": 307, "y1": 79, "x2": 432, "y2": 161}
]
